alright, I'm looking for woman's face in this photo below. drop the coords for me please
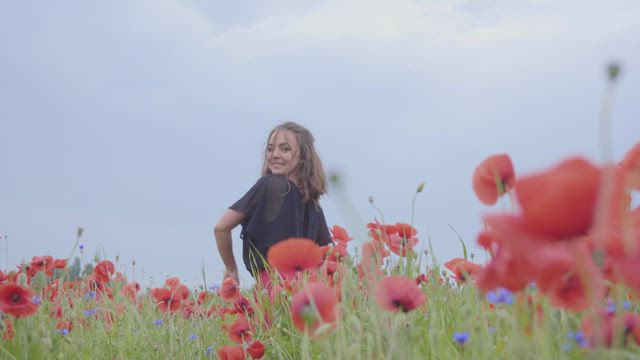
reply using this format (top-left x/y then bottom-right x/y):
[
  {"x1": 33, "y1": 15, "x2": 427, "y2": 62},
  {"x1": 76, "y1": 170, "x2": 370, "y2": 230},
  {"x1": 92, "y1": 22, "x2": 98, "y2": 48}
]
[{"x1": 267, "y1": 129, "x2": 300, "y2": 180}]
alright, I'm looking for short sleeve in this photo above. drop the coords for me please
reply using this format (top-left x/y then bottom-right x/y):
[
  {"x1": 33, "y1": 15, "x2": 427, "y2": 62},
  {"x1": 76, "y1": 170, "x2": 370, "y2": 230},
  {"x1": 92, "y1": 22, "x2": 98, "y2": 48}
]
[
  {"x1": 230, "y1": 175, "x2": 290, "y2": 222},
  {"x1": 316, "y1": 207, "x2": 332, "y2": 246}
]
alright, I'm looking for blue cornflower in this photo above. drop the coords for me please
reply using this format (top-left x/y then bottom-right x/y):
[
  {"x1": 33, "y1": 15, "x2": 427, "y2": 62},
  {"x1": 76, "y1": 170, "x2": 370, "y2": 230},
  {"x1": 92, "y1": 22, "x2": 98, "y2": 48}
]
[
  {"x1": 189, "y1": 334, "x2": 198, "y2": 341},
  {"x1": 59, "y1": 328, "x2": 69, "y2": 336},
  {"x1": 605, "y1": 300, "x2": 616, "y2": 314},
  {"x1": 83, "y1": 309, "x2": 97, "y2": 317},
  {"x1": 32, "y1": 295, "x2": 42, "y2": 305},
  {"x1": 574, "y1": 331, "x2": 587, "y2": 348},
  {"x1": 453, "y1": 332, "x2": 470, "y2": 345},
  {"x1": 79, "y1": 244, "x2": 84, "y2": 250},
  {"x1": 205, "y1": 346, "x2": 214, "y2": 356},
  {"x1": 154, "y1": 319, "x2": 163, "y2": 326},
  {"x1": 623, "y1": 301, "x2": 632, "y2": 310},
  {"x1": 85, "y1": 291, "x2": 96, "y2": 300},
  {"x1": 486, "y1": 288, "x2": 513, "y2": 305},
  {"x1": 487, "y1": 327, "x2": 496, "y2": 334}
]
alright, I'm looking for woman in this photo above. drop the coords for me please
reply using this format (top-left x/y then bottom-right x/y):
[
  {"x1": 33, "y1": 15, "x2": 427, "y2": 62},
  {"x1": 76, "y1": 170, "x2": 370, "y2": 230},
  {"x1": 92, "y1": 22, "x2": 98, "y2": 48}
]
[{"x1": 214, "y1": 122, "x2": 332, "y2": 286}]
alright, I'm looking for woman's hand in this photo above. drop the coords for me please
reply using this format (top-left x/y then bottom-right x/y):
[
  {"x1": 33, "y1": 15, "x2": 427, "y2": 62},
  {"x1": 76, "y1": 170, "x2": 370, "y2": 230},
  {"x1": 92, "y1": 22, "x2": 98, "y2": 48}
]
[{"x1": 223, "y1": 268, "x2": 240, "y2": 284}]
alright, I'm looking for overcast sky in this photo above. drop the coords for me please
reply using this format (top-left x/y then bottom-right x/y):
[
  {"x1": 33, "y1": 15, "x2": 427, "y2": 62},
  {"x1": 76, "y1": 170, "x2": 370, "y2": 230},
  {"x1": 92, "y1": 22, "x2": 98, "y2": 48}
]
[{"x1": 2, "y1": 1, "x2": 639, "y2": 288}]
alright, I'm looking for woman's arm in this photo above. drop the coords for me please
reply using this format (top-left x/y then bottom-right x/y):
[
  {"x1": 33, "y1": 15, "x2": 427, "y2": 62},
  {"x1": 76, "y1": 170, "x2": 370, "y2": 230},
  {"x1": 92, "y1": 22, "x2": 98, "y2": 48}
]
[{"x1": 214, "y1": 209, "x2": 245, "y2": 284}]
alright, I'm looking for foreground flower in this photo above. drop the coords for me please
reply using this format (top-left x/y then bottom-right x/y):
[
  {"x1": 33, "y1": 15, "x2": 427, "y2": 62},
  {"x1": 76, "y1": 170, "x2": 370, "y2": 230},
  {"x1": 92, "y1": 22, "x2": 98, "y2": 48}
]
[
  {"x1": 472, "y1": 154, "x2": 515, "y2": 206},
  {"x1": 0, "y1": 283, "x2": 39, "y2": 318},
  {"x1": 515, "y1": 157, "x2": 601, "y2": 238},
  {"x1": 267, "y1": 238, "x2": 323, "y2": 275},
  {"x1": 375, "y1": 275, "x2": 426, "y2": 313},
  {"x1": 219, "y1": 277, "x2": 241, "y2": 302},
  {"x1": 291, "y1": 282, "x2": 339, "y2": 335},
  {"x1": 228, "y1": 317, "x2": 252, "y2": 343},
  {"x1": 247, "y1": 340, "x2": 265, "y2": 359}
]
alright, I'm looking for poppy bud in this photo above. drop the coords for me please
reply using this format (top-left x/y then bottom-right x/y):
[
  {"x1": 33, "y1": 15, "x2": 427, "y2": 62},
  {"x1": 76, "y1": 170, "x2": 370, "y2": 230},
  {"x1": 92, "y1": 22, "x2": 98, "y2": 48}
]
[
  {"x1": 368, "y1": 196, "x2": 374, "y2": 204},
  {"x1": 607, "y1": 62, "x2": 621, "y2": 81},
  {"x1": 416, "y1": 182, "x2": 425, "y2": 193},
  {"x1": 77, "y1": 227, "x2": 84, "y2": 238}
]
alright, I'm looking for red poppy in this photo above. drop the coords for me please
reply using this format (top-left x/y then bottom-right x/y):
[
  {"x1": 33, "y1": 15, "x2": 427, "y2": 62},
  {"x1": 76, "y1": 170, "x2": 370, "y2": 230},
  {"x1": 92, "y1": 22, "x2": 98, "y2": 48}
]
[
  {"x1": 395, "y1": 223, "x2": 417, "y2": 239},
  {"x1": 475, "y1": 214, "x2": 573, "y2": 292},
  {"x1": 472, "y1": 154, "x2": 515, "y2": 206},
  {"x1": 150, "y1": 287, "x2": 183, "y2": 312},
  {"x1": 267, "y1": 238, "x2": 323, "y2": 275},
  {"x1": 233, "y1": 296, "x2": 254, "y2": 317},
  {"x1": 228, "y1": 316, "x2": 252, "y2": 343},
  {"x1": 29, "y1": 256, "x2": 54, "y2": 277},
  {"x1": 53, "y1": 259, "x2": 67, "y2": 269},
  {"x1": 197, "y1": 290, "x2": 212, "y2": 305},
  {"x1": 516, "y1": 157, "x2": 601, "y2": 238},
  {"x1": 0, "y1": 283, "x2": 39, "y2": 318},
  {"x1": 247, "y1": 340, "x2": 265, "y2": 359},
  {"x1": 375, "y1": 275, "x2": 426, "y2": 313},
  {"x1": 290, "y1": 282, "x2": 339, "y2": 335},
  {"x1": 444, "y1": 258, "x2": 482, "y2": 283},
  {"x1": 620, "y1": 142, "x2": 640, "y2": 190},
  {"x1": 536, "y1": 242, "x2": 605, "y2": 312},
  {"x1": 330, "y1": 225, "x2": 354, "y2": 244},
  {"x1": 164, "y1": 277, "x2": 181, "y2": 288},
  {"x1": 220, "y1": 277, "x2": 241, "y2": 302},
  {"x1": 325, "y1": 243, "x2": 348, "y2": 262},
  {"x1": 387, "y1": 234, "x2": 419, "y2": 257},
  {"x1": 120, "y1": 282, "x2": 140, "y2": 301},
  {"x1": 476, "y1": 231, "x2": 496, "y2": 252},
  {"x1": 217, "y1": 346, "x2": 245, "y2": 360},
  {"x1": 92, "y1": 260, "x2": 115, "y2": 283}
]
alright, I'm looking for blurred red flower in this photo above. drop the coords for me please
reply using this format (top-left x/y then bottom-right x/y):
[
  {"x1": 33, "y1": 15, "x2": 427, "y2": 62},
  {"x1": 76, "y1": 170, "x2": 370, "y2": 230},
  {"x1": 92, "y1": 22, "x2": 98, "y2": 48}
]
[
  {"x1": 0, "y1": 283, "x2": 39, "y2": 318},
  {"x1": 387, "y1": 234, "x2": 419, "y2": 257},
  {"x1": 516, "y1": 157, "x2": 601, "y2": 238},
  {"x1": 375, "y1": 275, "x2": 426, "y2": 313},
  {"x1": 120, "y1": 282, "x2": 140, "y2": 301},
  {"x1": 220, "y1": 277, "x2": 241, "y2": 302},
  {"x1": 267, "y1": 238, "x2": 323, "y2": 275},
  {"x1": 290, "y1": 282, "x2": 339, "y2": 335},
  {"x1": 228, "y1": 316, "x2": 252, "y2": 343},
  {"x1": 53, "y1": 258, "x2": 67, "y2": 269},
  {"x1": 330, "y1": 225, "x2": 354, "y2": 244},
  {"x1": 92, "y1": 260, "x2": 115, "y2": 284},
  {"x1": 29, "y1": 255, "x2": 54, "y2": 277},
  {"x1": 247, "y1": 340, "x2": 265, "y2": 359},
  {"x1": 396, "y1": 223, "x2": 417, "y2": 239},
  {"x1": 472, "y1": 154, "x2": 515, "y2": 206},
  {"x1": 444, "y1": 258, "x2": 482, "y2": 283},
  {"x1": 150, "y1": 287, "x2": 183, "y2": 313}
]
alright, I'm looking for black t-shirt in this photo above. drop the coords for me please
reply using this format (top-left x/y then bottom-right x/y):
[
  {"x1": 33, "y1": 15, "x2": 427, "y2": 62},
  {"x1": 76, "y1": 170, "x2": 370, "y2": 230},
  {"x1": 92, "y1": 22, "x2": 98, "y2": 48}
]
[{"x1": 230, "y1": 175, "x2": 332, "y2": 274}]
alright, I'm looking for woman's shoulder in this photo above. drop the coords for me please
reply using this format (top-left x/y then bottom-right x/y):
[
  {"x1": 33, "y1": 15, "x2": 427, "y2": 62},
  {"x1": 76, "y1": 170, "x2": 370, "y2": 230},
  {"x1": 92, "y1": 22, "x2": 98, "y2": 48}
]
[{"x1": 254, "y1": 174, "x2": 290, "y2": 194}]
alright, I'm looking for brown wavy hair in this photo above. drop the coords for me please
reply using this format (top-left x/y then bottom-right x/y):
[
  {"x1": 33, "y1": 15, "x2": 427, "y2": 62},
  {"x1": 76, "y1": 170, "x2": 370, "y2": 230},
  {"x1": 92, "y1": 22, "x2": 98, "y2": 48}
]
[{"x1": 261, "y1": 121, "x2": 327, "y2": 204}]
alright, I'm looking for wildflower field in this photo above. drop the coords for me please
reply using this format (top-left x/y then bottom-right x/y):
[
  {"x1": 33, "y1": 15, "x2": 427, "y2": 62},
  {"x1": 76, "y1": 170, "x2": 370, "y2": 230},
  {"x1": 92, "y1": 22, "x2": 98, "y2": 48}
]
[
  {"x1": 3, "y1": 135, "x2": 640, "y2": 360},
  {"x1": 3, "y1": 76, "x2": 640, "y2": 360}
]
